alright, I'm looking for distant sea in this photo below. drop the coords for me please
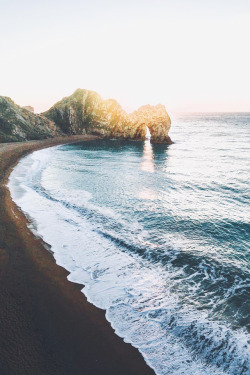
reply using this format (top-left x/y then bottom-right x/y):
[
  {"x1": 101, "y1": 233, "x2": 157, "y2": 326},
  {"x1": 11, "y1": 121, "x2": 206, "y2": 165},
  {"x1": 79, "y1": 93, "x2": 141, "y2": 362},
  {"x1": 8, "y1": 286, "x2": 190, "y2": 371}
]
[{"x1": 9, "y1": 113, "x2": 250, "y2": 374}]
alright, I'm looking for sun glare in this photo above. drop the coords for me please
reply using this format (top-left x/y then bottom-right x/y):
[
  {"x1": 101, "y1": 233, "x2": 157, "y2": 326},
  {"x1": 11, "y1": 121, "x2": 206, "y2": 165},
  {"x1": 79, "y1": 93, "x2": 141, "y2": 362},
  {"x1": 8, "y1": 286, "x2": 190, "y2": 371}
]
[{"x1": 0, "y1": 1, "x2": 249, "y2": 112}]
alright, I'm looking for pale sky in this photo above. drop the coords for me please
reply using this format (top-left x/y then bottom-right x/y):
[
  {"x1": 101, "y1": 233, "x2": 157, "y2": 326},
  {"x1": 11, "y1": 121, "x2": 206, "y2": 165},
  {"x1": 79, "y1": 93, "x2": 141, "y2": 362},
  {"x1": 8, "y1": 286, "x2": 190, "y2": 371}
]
[{"x1": 0, "y1": 0, "x2": 250, "y2": 113}]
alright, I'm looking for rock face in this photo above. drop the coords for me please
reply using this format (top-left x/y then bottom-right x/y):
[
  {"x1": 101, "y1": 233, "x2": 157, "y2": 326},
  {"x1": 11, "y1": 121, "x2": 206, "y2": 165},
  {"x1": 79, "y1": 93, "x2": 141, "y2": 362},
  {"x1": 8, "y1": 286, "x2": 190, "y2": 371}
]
[
  {"x1": 130, "y1": 105, "x2": 172, "y2": 143},
  {"x1": 0, "y1": 97, "x2": 61, "y2": 142},
  {"x1": 43, "y1": 89, "x2": 172, "y2": 143},
  {"x1": 0, "y1": 89, "x2": 172, "y2": 143}
]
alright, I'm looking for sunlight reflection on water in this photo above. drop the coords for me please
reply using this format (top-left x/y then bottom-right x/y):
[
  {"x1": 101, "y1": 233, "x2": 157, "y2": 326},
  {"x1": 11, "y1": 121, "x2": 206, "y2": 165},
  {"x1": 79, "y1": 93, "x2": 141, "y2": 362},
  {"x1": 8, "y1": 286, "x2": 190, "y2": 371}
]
[{"x1": 140, "y1": 140, "x2": 155, "y2": 173}]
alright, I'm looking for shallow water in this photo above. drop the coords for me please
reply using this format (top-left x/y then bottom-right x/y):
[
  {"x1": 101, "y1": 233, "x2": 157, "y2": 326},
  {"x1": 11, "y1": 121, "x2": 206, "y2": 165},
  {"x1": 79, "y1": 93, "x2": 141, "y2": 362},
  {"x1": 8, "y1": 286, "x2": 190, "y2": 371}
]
[{"x1": 9, "y1": 113, "x2": 250, "y2": 374}]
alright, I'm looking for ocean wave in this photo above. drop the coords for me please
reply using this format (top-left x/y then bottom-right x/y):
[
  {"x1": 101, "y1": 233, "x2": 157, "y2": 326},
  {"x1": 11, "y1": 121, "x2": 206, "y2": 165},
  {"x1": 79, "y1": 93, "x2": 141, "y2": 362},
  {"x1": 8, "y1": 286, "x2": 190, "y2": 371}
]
[{"x1": 8, "y1": 131, "x2": 250, "y2": 375}]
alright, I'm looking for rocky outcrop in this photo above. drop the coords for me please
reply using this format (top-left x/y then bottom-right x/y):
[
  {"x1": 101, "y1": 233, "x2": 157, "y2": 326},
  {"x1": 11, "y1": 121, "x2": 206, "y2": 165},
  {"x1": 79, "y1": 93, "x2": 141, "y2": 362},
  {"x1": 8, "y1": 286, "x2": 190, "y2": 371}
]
[
  {"x1": 0, "y1": 97, "x2": 61, "y2": 142},
  {"x1": 43, "y1": 89, "x2": 172, "y2": 143},
  {"x1": 130, "y1": 105, "x2": 172, "y2": 143},
  {"x1": 43, "y1": 89, "x2": 144, "y2": 140},
  {"x1": 0, "y1": 89, "x2": 172, "y2": 143}
]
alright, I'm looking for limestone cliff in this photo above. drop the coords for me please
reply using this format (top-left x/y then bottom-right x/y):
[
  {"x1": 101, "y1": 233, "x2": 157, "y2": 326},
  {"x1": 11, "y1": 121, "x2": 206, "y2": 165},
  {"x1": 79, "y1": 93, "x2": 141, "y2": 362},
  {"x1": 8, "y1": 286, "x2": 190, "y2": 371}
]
[
  {"x1": 0, "y1": 97, "x2": 61, "y2": 142},
  {"x1": 43, "y1": 89, "x2": 172, "y2": 143},
  {"x1": 130, "y1": 105, "x2": 172, "y2": 143},
  {"x1": 0, "y1": 89, "x2": 172, "y2": 143}
]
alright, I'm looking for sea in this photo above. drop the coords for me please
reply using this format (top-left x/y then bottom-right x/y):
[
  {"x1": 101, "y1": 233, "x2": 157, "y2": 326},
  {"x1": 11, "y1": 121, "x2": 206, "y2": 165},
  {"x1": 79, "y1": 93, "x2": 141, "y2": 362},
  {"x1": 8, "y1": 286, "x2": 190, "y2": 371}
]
[{"x1": 8, "y1": 113, "x2": 250, "y2": 374}]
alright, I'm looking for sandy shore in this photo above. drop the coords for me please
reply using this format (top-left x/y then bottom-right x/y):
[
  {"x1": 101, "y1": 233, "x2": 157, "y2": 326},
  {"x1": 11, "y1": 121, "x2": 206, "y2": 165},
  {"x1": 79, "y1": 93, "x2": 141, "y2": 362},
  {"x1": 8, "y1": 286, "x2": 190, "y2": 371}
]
[{"x1": 0, "y1": 136, "x2": 155, "y2": 375}]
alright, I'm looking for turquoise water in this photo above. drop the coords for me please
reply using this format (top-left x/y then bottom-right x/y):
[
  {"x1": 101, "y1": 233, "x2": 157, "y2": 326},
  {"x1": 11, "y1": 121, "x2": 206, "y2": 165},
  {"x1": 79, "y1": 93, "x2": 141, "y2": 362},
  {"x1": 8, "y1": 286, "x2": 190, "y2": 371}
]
[{"x1": 9, "y1": 113, "x2": 250, "y2": 374}]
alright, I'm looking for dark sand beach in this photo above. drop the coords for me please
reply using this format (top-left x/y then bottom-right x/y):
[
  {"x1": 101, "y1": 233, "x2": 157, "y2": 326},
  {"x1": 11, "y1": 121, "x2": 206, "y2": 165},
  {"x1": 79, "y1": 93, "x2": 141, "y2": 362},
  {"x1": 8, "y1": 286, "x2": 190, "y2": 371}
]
[{"x1": 0, "y1": 136, "x2": 155, "y2": 375}]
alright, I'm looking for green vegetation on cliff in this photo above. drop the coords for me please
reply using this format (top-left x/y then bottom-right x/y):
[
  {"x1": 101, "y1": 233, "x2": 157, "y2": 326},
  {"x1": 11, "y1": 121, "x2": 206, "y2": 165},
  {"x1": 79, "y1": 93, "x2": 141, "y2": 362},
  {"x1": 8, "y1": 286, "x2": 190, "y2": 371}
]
[
  {"x1": 43, "y1": 89, "x2": 171, "y2": 143},
  {"x1": 0, "y1": 97, "x2": 61, "y2": 143},
  {"x1": 0, "y1": 89, "x2": 172, "y2": 143},
  {"x1": 43, "y1": 89, "x2": 145, "y2": 140}
]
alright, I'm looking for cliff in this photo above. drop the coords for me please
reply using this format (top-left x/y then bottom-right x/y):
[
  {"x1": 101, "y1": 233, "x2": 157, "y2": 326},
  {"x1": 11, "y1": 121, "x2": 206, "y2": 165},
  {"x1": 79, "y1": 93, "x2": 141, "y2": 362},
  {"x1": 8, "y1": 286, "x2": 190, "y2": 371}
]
[
  {"x1": 43, "y1": 89, "x2": 172, "y2": 143},
  {"x1": 0, "y1": 97, "x2": 61, "y2": 143},
  {"x1": 0, "y1": 89, "x2": 172, "y2": 143},
  {"x1": 130, "y1": 104, "x2": 172, "y2": 143}
]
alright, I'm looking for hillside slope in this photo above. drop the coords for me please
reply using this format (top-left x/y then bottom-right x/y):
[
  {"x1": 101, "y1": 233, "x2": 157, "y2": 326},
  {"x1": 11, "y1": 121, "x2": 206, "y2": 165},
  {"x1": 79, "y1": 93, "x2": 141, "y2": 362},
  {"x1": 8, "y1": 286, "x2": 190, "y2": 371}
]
[{"x1": 0, "y1": 97, "x2": 61, "y2": 143}]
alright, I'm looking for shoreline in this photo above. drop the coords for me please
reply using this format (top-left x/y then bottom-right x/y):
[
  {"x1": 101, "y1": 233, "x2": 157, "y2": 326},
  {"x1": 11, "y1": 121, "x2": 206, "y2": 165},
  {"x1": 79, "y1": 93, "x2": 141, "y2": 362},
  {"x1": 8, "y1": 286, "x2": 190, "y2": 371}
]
[{"x1": 0, "y1": 136, "x2": 155, "y2": 375}]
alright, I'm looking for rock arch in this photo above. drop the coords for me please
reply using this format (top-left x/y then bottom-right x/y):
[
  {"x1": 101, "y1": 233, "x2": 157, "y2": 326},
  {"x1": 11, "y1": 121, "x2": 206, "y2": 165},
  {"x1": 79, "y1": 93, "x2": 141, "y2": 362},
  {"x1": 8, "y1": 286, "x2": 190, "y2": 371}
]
[
  {"x1": 43, "y1": 89, "x2": 172, "y2": 144},
  {"x1": 132, "y1": 104, "x2": 172, "y2": 144}
]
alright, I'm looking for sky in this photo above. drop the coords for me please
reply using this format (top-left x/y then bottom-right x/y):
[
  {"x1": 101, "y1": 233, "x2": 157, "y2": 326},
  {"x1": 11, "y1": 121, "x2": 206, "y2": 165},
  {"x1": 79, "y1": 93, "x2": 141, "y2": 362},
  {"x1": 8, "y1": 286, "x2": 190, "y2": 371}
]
[{"x1": 0, "y1": 0, "x2": 250, "y2": 113}]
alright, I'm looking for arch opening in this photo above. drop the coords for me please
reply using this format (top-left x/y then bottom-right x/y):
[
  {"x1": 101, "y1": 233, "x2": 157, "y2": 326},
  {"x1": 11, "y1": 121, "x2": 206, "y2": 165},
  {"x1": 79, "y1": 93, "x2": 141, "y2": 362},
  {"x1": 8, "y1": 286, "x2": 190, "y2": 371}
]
[{"x1": 145, "y1": 126, "x2": 151, "y2": 140}]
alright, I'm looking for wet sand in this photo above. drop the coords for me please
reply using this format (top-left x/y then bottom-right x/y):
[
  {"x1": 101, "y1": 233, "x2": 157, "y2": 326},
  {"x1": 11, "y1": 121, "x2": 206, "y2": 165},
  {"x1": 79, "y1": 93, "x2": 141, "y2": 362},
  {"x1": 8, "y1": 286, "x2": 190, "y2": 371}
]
[{"x1": 0, "y1": 136, "x2": 155, "y2": 375}]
